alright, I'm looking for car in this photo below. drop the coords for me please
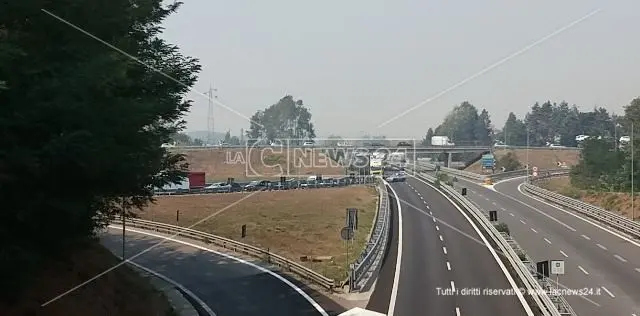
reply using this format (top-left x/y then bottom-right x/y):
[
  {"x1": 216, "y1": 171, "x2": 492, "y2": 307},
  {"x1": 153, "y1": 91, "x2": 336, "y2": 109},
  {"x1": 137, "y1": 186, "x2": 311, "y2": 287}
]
[
  {"x1": 244, "y1": 180, "x2": 269, "y2": 191},
  {"x1": 396, "y1": 141, "x2": 412, "y2": 147},
  {"x1": 302, "y1": 141, "x2": 315, "y2": 147}
]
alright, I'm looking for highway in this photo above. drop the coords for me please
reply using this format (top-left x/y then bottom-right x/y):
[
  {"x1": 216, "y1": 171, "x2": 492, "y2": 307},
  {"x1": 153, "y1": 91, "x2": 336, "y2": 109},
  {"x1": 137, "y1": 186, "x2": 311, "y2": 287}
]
[
  {"x1": 456, "y1": 175, "x2": 640, "y2": 316},
  {"x1": 101, "y1": 228, "x2": 343, "y2": 316},
  {"x1": 368, "y1": 174, "x2": 530, "y2": 316}
]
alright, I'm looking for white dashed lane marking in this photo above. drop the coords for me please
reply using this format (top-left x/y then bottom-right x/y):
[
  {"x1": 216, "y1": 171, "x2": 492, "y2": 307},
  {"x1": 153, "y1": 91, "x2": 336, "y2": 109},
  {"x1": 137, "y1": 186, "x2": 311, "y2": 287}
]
[
  {"x1": 560, "y1": 251, "x2": 568, "y2": 258},
  {"x1": 439, "y1": 235, "x2": 444, "y2": 241},
  {"x1": 435, "y1": 225, "x2": 440, "y2": 231},
  {"x1": 544, "y1": 238, "x2": 552, "y2": 245},
  {"x1": 581, "y1": 234, "x2": 591, "y2": 240},
  {"x1": 596, "y1": 244, "x2": 607, "y2": 250},
  {"x1": 614, "y1": 254, "x2": 627, "y2": 262},
  {"x1": 447, "y1": 261, "x2": 451, "y2": 271},
  {"x1": 443, "y1": 247, "x2": 448, "y2": 255},
  {"x1": 520, "y1": 220, "x2": 526, "y2": 224},
  {"x1": 510, "y1": 213, "x2": 514, "y2": 217},
  {"x1": 531, "y1": 228, "x2": 538, "y2": 233},
  {"x1": 601, "y1": 286, "x2": 615, "y2": 298},
  {"x1": 578, "y1": 266, "x2": 589, "y2": 275}
]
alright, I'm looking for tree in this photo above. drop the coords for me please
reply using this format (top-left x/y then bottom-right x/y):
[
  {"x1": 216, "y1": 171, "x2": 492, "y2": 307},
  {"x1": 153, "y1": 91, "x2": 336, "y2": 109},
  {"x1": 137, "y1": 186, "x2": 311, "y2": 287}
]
[
  {"x1": 499, "y1": 112, "x2": 527, "y2": 146},
  {"x1": 434, "y1": 101, "x2": 486, "y2": 145},
  {"x1": 171, "y1": 132, "x2": 192, "y2": 145},
  {"x1": 245, "y1": 95, "x2": 315, "y2": 144},
  {"x1": 224, "y1": 130, "x2": 232, "y2": 144},
  {"x1": 497, "y1": 152, "x2": 522, "y2": 171},
  {"x1": 0, "y1": 0, "x2": 200, "y2": 298},
  {"x1": 422, "y1": 128, "x2": 435, "y2": 145}
]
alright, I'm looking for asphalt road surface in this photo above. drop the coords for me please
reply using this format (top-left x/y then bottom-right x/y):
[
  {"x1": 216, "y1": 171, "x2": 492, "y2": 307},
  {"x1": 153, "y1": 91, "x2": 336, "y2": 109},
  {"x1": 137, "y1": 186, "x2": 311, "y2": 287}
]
[
  {"x1": 370, "y1": 175, "x2": 529, "y2": 316},
  {"x1": 456, "y1": 176, "x2": 640, "y2": 316},
  {"x1": 101, "y1": 228, "x2": 344, "y2": 316}
]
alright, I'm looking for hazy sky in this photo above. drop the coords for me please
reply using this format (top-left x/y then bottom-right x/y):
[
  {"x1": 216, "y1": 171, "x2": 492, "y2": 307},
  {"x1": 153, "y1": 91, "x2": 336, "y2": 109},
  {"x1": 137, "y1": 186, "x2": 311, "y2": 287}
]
[{"x1": 161, "y1": 0, "x2": 639, "y2": 139}]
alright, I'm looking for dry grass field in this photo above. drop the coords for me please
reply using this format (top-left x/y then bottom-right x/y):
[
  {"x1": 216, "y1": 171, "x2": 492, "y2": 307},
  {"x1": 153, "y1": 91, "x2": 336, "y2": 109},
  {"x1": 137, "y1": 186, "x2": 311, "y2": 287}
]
[
  {"x1": 537, "y1": 176, "x2": 639, "y2": 220},
  {"x1": 0, "y1": 244, "x2": 174, "y2": 316},
  {"x1": 178, "y1": 148, "x2": 345, "y2": 181},
  {"x1": 138, "y1": 186, "x2": 378, "y2": 281},
  {"x1": 466, "y1": 148, "x2": 580, "y2": 173}
]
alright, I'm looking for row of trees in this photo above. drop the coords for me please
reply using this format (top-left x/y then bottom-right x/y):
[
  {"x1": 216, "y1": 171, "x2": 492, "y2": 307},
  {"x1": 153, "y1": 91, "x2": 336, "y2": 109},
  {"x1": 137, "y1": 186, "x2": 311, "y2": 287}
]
[
  {"x1": 425, "y1": 100, "x2": 625, "y2": 148},
  {"x1": 1, "y1": 0, "x2": 199, "y2": 299},
  {"x1": 246, "y1": 95, "x2": 316, "y2": 143},
  {"x1": 570, "y1": 98, "x2": 640, "y2": 192},
  {"x1": 171, "y1": 130, "x2": 243, "y2": 146},
  {"x1": 422, "y1": 102, "x2": 493, "y2": 146},
  {"x1": 497, "y1": 102, "x2": 618, "y2": 147}
]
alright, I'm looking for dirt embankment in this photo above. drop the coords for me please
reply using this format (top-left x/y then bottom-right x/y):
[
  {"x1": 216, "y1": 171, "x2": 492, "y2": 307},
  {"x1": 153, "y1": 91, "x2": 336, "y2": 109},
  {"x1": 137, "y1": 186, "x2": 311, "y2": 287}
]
[
  {"x1": 537, "y1": 177, "x2": 639, "y2": 221},
  {"x1": 466, "y1": 148, "x2": 580, "y2": 173},
  {"x1": 179, "y1": 148, "x2": 345, "y2": 181}
]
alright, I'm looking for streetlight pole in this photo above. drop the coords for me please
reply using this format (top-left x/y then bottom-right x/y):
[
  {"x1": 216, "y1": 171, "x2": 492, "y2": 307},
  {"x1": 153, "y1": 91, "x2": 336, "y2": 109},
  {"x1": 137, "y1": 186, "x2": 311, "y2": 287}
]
[
  {"x1": 526, "y1": 128, "x2": 530, "y2": 183},
  {"x1": 632, "y1": 121, "x2": 635, "y2": 221}
]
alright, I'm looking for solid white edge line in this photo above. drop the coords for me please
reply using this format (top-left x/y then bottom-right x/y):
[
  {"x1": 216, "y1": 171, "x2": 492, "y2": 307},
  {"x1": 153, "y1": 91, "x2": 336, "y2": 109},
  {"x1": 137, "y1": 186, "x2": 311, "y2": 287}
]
[
  {"x1": 125, "y1": 259, "x2": 217, "y2": 316},
  {"x1": 410, "y1": 176, "x2": 535, "y2": 316},
  {"x1": 386, "y1": 181, "x2": 403, "y2": 316},
  {"x1": 456, "y1": 307, "x2": 461, "y2": 316},
  {"x1": 108, "y1": 226, "x2": 329, "y2": 316},
  {"x1": 514, "y1": 181, "x2": 640, "y2": 244},
  {"x1": 482, "y1": 180, "x2": 577, "y2": 232},
  {"x1": 601, "y1": 286, "x2": 615, "y2": 298}
]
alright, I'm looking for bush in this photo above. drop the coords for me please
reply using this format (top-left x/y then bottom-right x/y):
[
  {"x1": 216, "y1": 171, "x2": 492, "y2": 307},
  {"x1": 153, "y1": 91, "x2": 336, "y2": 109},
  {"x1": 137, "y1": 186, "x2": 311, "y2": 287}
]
[
  {"x1": 494, "y1": 222, "x2": 510, "y2": 235},
  {"x1": 434, "y1": 179, "x2": 441, "y2": 187},
  {"x1": 517, "y1": 251, "x2": 527, "y2": 261},
  {"x1": 497, "y1": 151, "x2": 522, "y2": 172}
]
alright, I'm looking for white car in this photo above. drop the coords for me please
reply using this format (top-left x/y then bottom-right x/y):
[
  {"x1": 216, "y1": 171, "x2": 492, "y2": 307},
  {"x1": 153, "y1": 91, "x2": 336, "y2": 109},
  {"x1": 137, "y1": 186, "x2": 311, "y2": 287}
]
[{"x1": 302, "y1": 141, "x2": 315, "y2": 147}]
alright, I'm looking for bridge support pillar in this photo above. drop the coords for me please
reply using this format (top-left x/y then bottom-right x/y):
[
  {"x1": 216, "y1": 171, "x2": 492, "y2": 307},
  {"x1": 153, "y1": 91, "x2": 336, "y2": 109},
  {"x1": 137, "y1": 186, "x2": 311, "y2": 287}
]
[{"x1": 446, "y1": 153, "x2": 452, "y2": 168}]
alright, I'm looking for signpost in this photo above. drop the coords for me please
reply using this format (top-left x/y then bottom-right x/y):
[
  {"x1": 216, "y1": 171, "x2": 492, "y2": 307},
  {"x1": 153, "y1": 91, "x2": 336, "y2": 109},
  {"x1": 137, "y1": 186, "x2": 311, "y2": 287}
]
[
  {"x1": 340, "y1": 226, "x2": 355, "y2": 279},
  {"x1": 532, "y1": 166, "x2": 538, "y2": 177},
  {"x1": 481, "y1": 154, "x2": 496, "y2": 173},
  {"x1": 346, "y1": 208, "x2": 358, "y2": 230},
  {"x1": 551, "y1": 259, "x2": 565, "y2": 286}
]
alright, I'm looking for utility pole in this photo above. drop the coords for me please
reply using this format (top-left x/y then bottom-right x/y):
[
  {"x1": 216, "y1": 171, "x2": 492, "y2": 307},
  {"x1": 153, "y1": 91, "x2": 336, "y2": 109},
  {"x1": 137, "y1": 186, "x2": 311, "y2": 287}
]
[
  {"x1": 632, "y1": 121, "x2": 635, "y2": 221},
  {"x1": 206, "y1": 83, "x2": 218, "y2": 146}
]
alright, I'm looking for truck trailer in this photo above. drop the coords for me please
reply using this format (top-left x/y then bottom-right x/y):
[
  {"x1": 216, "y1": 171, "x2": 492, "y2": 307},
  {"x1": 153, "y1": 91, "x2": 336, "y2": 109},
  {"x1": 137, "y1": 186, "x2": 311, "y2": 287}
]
[{"x1": 431, "y1": 136, "x2": 455, "y2": 146}]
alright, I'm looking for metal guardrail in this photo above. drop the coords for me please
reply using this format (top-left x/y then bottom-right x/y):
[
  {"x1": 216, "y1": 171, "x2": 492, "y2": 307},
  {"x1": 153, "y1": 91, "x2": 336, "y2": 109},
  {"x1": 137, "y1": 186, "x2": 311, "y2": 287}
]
[
  {"x1": 406, "y1": 165, "x2": 562, "y2": 316},
  {"x1": 416, "y1": 161, "x2": 569, "y2": 182},
  {"x1": 522, "y1": 181, "x2": 640, "y2": 239},
  {"x1": 111, "y1": 217, "x2": 336, "y2": 291},
  {"x1": 349, "y1": 179, "x2": 391, "y2": 291},
  {"x1": 500, "y1": 232, "x2": 576, "y2": 316}
]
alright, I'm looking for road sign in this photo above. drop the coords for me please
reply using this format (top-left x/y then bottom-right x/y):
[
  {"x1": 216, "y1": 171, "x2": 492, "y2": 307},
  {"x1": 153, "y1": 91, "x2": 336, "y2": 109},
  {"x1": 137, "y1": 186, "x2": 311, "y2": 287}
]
[
  {"x1": 532, "y1": 172, "x2": 538, "y2": 177},
  {"x1": 340, "y1": 227, "x2": 354, "y2": 240},
  {"x1": 551, "y1": 260, "x2": 565, "y2": 275},
  {"x1": 532, "y1": 166, "x2": 538, "y2": 172}
]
